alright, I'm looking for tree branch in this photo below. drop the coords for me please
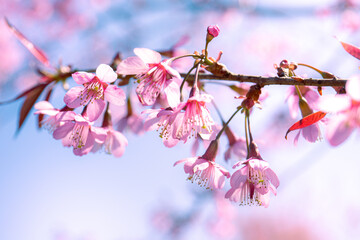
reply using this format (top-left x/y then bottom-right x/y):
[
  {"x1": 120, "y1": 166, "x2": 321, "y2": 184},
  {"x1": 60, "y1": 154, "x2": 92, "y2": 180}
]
[{"x1": 181, "y1": 73, "x2": 347, "y2": 87}]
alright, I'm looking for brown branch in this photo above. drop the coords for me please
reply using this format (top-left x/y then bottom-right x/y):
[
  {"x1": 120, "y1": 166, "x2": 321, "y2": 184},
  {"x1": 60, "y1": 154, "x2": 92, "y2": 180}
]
[{"x1": 181, "y1": 73, "x2": 347, "y2": 87}]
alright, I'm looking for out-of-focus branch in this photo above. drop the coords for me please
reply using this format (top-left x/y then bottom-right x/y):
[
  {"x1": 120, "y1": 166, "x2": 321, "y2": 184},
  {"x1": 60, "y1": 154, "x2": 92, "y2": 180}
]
[{"x1": 181, "y1": 73, "x2": 347, "y2": 87}]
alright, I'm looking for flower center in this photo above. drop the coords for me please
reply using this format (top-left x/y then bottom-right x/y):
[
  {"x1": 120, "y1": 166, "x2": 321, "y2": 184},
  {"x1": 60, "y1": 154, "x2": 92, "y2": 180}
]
[{"x1": 79, "y1": 77, "x2": 104, "y2": 105}]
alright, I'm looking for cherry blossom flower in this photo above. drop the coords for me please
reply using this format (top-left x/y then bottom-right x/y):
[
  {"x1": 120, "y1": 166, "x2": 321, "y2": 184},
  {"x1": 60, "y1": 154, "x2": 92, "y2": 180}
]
[
  {"x1": 317, "y1": 75, "x2": 360, "y2": 146},
  {"x1": 174, "y1": 89, "x2": 215, "y2": 142},
  {"x1": 286, "y1": 86, "x2": 322, "y2": 144},
  {"x1": 174, "y1": 140, "x2": 230, "y2": 190},
  {"x1": 34, "y1": 101, "x2": 61, "y2": 131},
  {"x1": 52, "y1": 111, "x2": 107, "y2": 156},
  {"x1": 225, "y1": 158, "x2": 279, "y2": 207},
  {"x1": 116, "y1": 48, "x2": 181, "y2": 107},
  {"x1": 142, "y1": 106, "x2": 182, "y2": 148},
  {"x1": 174, "y1": 156, "x2": 230, "y2": 190},
  {"x1": 224, "y1": 136, "x2": 247, "y2": 162},
  {"x1": 117, "y1": 113, "x2": 144, "y2": 135},
  {"x1": 92, "y1": 126, "x2": 128, "y2": 157},
  {"x1": 293, "y1": 123, "x2": 322, "y2": 145},
  {"x1": 286, "y1": 86, "x2": 319, "y2": 119},
  {"x1": 142, "y1": 89, "x2": 215, "y2": 147},
  {"x1": 191, "y1": 124, "x2": 221, "y2": 156},
  {"x1": 223, "y1": 126, "x2": 247, "y2": 162},
  {"x1": 64, "y1": 64, "x2": 125, "y2": 121}
]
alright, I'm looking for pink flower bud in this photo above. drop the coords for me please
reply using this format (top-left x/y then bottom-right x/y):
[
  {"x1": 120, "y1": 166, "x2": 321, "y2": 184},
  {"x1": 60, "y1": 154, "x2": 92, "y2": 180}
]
[{"x1": 207, "y1": 25, "x2": 220, "y2": 38}]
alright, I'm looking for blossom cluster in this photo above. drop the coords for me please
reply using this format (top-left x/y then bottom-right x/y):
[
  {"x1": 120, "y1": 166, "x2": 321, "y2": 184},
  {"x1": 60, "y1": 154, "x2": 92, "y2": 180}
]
[{"x1": 4, "y1": 23, "x2": 360, "y2": 208}]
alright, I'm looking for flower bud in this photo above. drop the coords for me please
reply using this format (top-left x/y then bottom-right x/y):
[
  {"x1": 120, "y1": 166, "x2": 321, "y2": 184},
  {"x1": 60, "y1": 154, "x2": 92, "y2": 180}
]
[
  {"x1": 279, "y1": 60, "x2": 289, "y2": 68},
  {"x1": 206, "y1": 25, "x2": 220, "y2": 42}
]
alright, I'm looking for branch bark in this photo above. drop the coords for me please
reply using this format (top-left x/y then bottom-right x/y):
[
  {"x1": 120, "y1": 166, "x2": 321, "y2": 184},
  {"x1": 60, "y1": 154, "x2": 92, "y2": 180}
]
[{"x1": 181, "y1": 73, "x2": 347, "y2": 87}]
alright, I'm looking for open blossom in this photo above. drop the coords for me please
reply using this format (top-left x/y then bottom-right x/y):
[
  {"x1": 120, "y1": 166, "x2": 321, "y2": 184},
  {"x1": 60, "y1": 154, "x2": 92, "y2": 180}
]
[
  {"x1": 52, "y1": 111, "x2": 107, "y2": 156},
  {"x1": 174, "y1": 89, "x2": 215, "y2": 141},
  {"x1": 317, "y1": 75, "x2": 360, "y2": 146},
  {"x1": 174, "y1": 156, "x2": 230, "y2": 190},
  {"x1": 64, "y1": 64, "x2": 126, "y2": 121},
  {"x1": 116, "y1": 48, "x2": 181, "y2": 107},
  {"x1": 143, "y1": 107, "x2": 181, "y2": 147},
  {"x1": 225, "y1": 158, "x2": 279, "y2": 207},
  {"x1": 142, "y1": 89, "x2": 215, "y2": 147},
  {"x1": 174, "y1": 140, "x2": 230, "y2": 190}
]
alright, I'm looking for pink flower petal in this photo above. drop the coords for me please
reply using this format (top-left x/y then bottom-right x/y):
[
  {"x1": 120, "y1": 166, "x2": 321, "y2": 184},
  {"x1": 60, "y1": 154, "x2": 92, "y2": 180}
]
[
  {"x1": 265, "y1": 168, "x2": 280, "y2": 188},
  {"x1": 326, "y1": 114, "x2": 355, "y2": 146},
  {"x1": 91, "y1": 126, "x2": 107, "y2": 143},
  {"x1": 53, "y1": 121, "x2": 75, "y2": 139},
  {"x1": 116, "y1": 56, "x2": 148, "y2": 75},
  {"x1": 301, "y1": 124, "x2": 320, "y2": 143},
  {"x1": 96, "y1": 64, "x2": 117, "y2": 83},
  {"x1": 86, "y1": 99, "x2": 106, "y2": 122},
  {"x1": 163, "y1": 136, "x2": 179, "y2": 148},
  {"x1": 55, "y1": 111, "x2": 76, "y2": 122},
  {"x1": 104, "y1": 85, "x2": 126, "y2": 106},
  {"x1": 64, "y1": 86, "x2": 85, "y2": 108},
  {"x1": 73, "y1": 131, "x2": 95, "y2": 156},
  {"x1": 193, "y1": 161, "x2": 210, "y2": 172},
  {"x1": 346, "y1": 76, "x2": 360, "y2": 101},
  {"x1": 111, "y1": 130, "x2": 128, "y2": 157},
  {"x1": 304, "y1": 90, "x2": 320, "y2": 108},
  {"x1": 134, "y1": 48, "x2": 162, "y2": 64},
  {"x1": 34, "y1": 101, "x2": 58, "y2": 116},
  {"x1": 229, "y1": 169, "x2": 247, "y2": 187},
  {"x1": 34, "y1": 101, "x2": 54, "y2": 110},
  {"x1": 163, "y1": 80, "x2": 180, "y2": 108},
  {"x1": 72, "y1": 72, "x2": 95, "y2": 85},
  {"x1": 162, "y1": 61, "x2": 181, "y2": 78},
  {"x1": 287, "y1": 93, "x2": 299, "y2": 119}
]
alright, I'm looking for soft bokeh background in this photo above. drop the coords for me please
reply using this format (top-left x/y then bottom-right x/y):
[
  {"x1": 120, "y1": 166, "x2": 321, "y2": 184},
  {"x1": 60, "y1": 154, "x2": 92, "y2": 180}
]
[{"x1": 1, "y1": 0, "x2": 360, "y2": 239}]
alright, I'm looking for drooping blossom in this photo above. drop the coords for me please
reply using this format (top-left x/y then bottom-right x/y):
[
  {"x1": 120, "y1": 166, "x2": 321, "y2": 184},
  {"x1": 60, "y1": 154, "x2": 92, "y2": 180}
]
[
  {"x1": 92, "y1": 126, "x2": 128, "y2": 157},
  {"x1": 225, "y1": 157, "x2": 279, "y2": 207},
  {"x1": 142, "y1": 88, "x2": 215, "y2": 147},
  {"x1": 317, "y1": 75, "x2": 360, "y2": 146},
  {"x1": 222, "y1": 125, "x2": 247, "y2": 162},
  {"x1": 224, "y1": 137, "x2": 247, "y2": 162},
  {"x1": 143, "y1": 105, "x2": 183, "y2": 148},
  {"x1": 174, "y1": 140, "x2": 230, "y2": 190},
  {"x1": 286, "y1": 86, "x2": 322, "y2": 144},
  {"x1": 191, "y1": 124, "x2": 221, "y2": 156},
  {"x1": 52, "y1": 111, "x2": 107, "y2": 156},
  {"x1": 285, "y1": 86, "x2": 319, "y2": 119},
  {"x1": 174, "y1": 89, "x2": 215, "y2": 141},
  {"x1": 225, "y1": 141, "x2": 279, "y2": 207},
  {"x1": 64, "y1": 64, "x2": 126, "y2": 121},
  {"x1": 116, "y1": 48, "x2": 181, "y2": 107}
]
